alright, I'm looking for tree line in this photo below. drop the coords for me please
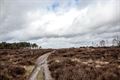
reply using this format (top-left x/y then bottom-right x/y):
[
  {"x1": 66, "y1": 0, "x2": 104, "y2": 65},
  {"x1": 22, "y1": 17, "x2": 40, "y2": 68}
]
[
  {"x1": 99, "y1": 40, "x2": 120, "y2": 47},
  {"x1": 91, "y1": 36, "x2": 120, "y2": 47},
  {"x1": 0, "y1": 42, "x2": 39, "y2": 49}
]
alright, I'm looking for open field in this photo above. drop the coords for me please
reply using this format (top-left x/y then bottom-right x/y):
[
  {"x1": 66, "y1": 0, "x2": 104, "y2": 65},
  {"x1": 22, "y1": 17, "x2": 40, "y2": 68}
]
[
  {"x1": 0, "y1": 47, "x2": 120, "y2": 80},
  {"x1": 48, "y1": 47, "x2": 120, "y2": 80},
  {"x1": 0, "y1": 49, "x2": 52, "y2": 80}
]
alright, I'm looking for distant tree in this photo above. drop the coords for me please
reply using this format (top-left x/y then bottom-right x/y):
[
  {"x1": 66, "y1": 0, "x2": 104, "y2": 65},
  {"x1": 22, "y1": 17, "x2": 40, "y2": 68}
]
[
  {"x1": 112, "y1": 39, "x2": 118, "y2": 46},
  {"x1": 0, "y1": 42, "x2": 7, "y2": 49},
  {"x1": 118, "y1": 41, "x2": 120, "y2": 47},
  {"x1": 92, "y1": 42, "x2": 94, "y2": 47},
  {"x1": 0, "y1": 42, "x2": 39, "y2": 49},
  {"x1": 39, "y1": 46, "x2": 42, "y2": 49},
  {"x1": 31, "y1": 43, "x2": 38, "y2": 49},
  {"x1": 112, "y1": 35, "x2": 120, "y2": 47},
  {"x1": 99, "y1": 40, "x2": 105, "y2": 47},
  {"x1": 106, "y1": 40, "x2": 109, "y2": 46}
]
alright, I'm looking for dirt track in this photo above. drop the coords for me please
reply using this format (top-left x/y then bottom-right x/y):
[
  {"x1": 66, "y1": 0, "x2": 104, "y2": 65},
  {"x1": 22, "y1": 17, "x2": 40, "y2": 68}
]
[{"x1": 28, "y1": 50, "x2": 55, "y2": 80}]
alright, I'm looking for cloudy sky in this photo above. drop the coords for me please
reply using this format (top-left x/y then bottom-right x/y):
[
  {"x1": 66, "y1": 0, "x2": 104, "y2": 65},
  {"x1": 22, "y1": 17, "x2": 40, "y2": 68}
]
[{"x1": 0, "y1": 0, "x2": 120, "y2": 48}]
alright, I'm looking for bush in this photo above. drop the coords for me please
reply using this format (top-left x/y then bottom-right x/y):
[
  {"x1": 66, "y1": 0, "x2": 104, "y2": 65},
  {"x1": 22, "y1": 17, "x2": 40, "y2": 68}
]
[
  {"x1": 0, "y1": 75, "x2": 9, "y2": 80},
  {"x1": 9, "y1": 66, "x2": 25, "y2": 77}
]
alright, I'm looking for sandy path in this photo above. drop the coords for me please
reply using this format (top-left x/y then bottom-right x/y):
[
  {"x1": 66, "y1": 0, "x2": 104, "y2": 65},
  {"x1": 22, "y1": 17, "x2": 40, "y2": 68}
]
[{"x1": 28, "y1": 50, "x2": 55, "y2": 80}]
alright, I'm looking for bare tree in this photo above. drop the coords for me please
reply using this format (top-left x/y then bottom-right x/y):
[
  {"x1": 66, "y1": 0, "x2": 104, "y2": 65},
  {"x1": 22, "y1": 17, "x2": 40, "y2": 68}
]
[
  {"x1": 112, "y1": 35, "x2": 120, "y2": 47},
  {"x1": 92, "y1": 42, "x2": 94, "y2": 47},
  {"x1": 106, "y1": 40, "x2": 109, "y2": 46},
  {"x1": 118, "y1": 41, "x2": 120, "y2": 47},
  {"x1": 99, "y1": 40, "x2": 105, "y2": 47},
  {"x1": 112, "y1": 39, "x2": 118, "y2": 46}
]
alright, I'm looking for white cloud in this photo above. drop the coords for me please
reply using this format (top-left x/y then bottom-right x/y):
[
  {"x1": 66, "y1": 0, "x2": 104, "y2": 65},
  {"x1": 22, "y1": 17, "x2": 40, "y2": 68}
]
[{"x1": 0, "y1": 0, "x2": 120, "y2": 48}]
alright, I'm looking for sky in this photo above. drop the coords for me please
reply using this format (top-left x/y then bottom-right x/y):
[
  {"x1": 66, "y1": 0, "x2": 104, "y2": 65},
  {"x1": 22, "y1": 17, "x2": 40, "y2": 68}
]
[{"x1": 0, "y1": 0, "x2": 120, "y2": 48}]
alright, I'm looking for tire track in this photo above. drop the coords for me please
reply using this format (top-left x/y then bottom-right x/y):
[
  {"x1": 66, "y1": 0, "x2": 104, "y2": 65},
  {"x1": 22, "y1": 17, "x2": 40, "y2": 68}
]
[{"x1": 28, "y1": 50, "x2": 55, "y2": 80}]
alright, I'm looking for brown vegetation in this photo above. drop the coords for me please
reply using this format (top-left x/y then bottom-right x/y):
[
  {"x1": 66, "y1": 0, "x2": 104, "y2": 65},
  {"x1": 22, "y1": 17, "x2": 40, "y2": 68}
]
[
  {"x1": 0, "y1": 47, "x2": 120, "y2": 80},
  {"x1": 48, "y1": 47, "x2": 120, "y2": 80},
  {"x1": 0, "y1": 49, "x2": 52, "y2": 80}
]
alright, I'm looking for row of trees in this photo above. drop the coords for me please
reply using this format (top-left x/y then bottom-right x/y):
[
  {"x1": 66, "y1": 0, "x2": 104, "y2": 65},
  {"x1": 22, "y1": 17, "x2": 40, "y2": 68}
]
[
  {"x1": 0, "y1": 42, "x2": 40, "y2": 49},
  {"x1": 90, "y1": 35, "x2": 120, "y2": 47},
  {"x1": 93, "y1": 36, "x2": 120, "y2": 47}
]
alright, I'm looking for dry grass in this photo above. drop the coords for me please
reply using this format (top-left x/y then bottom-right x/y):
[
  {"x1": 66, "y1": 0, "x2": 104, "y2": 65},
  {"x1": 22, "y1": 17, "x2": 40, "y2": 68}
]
[
  {"x1": 0, "y1": 47, "x2": 120, "y2": 80},
  {"x1": 24, "y1": 66, "x2": 35, "y2": 79},
  {"x1": 36, "y1": 70, "x2": 44, "y2": 80},
  {"x1": 0, "y1": 49, "x2": 52, "y2": 80},
  {"x1": 48, "y1": 47, "x2": 120, "y2": 80}
]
